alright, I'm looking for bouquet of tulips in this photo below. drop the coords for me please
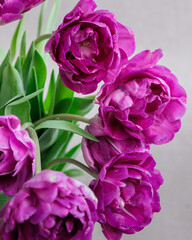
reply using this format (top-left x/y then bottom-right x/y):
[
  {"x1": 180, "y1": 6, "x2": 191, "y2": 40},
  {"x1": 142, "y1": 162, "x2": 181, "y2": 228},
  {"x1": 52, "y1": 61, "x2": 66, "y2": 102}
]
[{"x1": 0, "y1": 0, "x2": 187, "y2": 239}]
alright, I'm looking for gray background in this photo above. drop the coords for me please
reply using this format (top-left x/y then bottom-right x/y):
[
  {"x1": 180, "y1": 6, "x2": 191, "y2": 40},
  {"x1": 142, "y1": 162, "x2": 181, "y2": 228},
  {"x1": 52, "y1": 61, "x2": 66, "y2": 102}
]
[{"x1": 0, "y1": 0, "x2": 192, "y2": 239}]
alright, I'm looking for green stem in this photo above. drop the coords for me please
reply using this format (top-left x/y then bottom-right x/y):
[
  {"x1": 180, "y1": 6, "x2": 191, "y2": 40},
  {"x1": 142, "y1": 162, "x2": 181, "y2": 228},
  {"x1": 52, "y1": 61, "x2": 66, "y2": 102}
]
[
  {"x1": 21, "y1": 122, "x2": 34, "y2": 130},
  {"x1": 27, "y1": 127, "x2": 41, "y2": 175},
  {"x1": 47, "y1": 158, "x2": 97, "y2": 179},
  {"x1": 33, "y1": 114, "x2": 91, "y2": 127},
  {"x1": 34, "y1": 34, "x2": 52, "y2": 46}
]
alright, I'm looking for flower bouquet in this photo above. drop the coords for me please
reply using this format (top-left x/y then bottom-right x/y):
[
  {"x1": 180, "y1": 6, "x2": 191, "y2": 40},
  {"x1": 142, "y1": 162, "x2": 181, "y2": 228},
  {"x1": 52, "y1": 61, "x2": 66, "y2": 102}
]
[{"x1": 0, "y1": 0, "x2": 187, "y2": 239}]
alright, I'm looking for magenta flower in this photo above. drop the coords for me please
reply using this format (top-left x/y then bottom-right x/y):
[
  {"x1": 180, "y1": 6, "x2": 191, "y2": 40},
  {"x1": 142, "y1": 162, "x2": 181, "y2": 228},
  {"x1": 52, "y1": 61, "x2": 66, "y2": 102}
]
[
  {"x1": 0, "y1": 170, "x2": 98, "y2": 240},
  {"x1": 97, "y1": 49, "x2": 187, "y2": 144},
  {"x1": 0, "y1": 0, "x2": 45, "y2": 25},
  {"x1": 90, "y1": 151, "x2": 163, "y2": 240},
  {"x1": 82, "y1": 115, "x2": 148, "y2": 173},
  {"x1": 0, "y1": 115, "x2": 35, "y2": 196},
  {"x1": 45, "y1": 0, "x2": 135, "y2": 94}
]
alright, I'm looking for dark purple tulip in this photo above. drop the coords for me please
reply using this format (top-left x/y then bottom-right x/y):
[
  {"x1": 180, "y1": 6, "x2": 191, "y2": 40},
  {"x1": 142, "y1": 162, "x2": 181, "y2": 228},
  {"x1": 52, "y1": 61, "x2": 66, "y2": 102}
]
[
  {"x1": 97, "y1": 49, "x2": 187, "y2": 145},
  {"x1": 82, "y1": 115, "x2": 148, "y2": 173},
  {"x1": 90, "y1": 151, "x2": 163, "y2": 240},
  {"x1": 0, "y1": 170, "x2": 98, "y2": 240},
  {"x1": 0, "y1": 0, "x2": 45, "y2": 25},
  {"x1": 45, "y1": 0, "x2": 135, "y2": 94},
  {"x1": 0, "y1": 115, "x2": 35, "y2": 196}
]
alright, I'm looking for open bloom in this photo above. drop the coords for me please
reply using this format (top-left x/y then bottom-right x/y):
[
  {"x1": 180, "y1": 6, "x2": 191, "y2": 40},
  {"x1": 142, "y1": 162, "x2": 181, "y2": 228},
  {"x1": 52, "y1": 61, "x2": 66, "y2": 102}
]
[
  {"x1": 90, "y1": 151, "x2": 163, "y2": 240},
  {"x1": 0, "y1": 170, "x2": 98, "y2": 240},
  {"x1": 97, "y1": 49, "x2": 187, "y2": 144},
  {"x1": 45, "y1": 0, "x2": 135, "y2": 94},
  {"x1": 82, "y1": 115, "x2": 148, "y2": 173},
  {"x1": 0, "y1": 115, "x2": 35, "y2": 196},
  {"x1": 0, "y1": 0, "x2": 45, "y2": 25}
]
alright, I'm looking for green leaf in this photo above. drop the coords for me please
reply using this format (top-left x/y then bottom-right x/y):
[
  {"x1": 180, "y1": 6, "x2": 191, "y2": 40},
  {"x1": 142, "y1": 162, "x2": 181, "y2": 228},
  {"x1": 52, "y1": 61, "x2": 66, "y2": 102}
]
[
  {"x1": 68, "y1": 96, "x2": 95, "y2": 116},
  {"x1": 33, "y1": 50, "x2": 47, "y2": 90},
  {"x1": 23, "y1": 49, "x2": 46, "y2": 119},
  {"x1": 55, "y1": 75, "x2": 74, "y2": 106},
  {"x1": 44, "y1": 70, "x2": 55, "y2": 114},
  {"x1": 53, "y1": 143, "x2": 82, "y2": 172},
  {"x1": 0, "y1": 51, "x2": 11, "y2": 87},
  {"x1": 36, "y1": 0, "x2": 60, "y2": 56},
  {"x1": 0, "y1": 47, "x2": 5, "y2": 63},
  {"x1": 6, "y1": 89, "x2": 43, "y2": 107},
  {"x1": 5, "y1": 101, "x2": 31, "y2": 124},
  {"x1": 0, "y1": 94, "x2": 23, "y2": 110},
  {"x1": 20, "y1": 31, "x2": 26, "y2": 63},
  {"x1": 35, "y1": 120, "x2": 98, "y2": 141},
  {"x1": 31, "y1": 50, "x2": 47, "y2": 115},
  {"x1": 28, "y1": 68, "x2": 42, "y2": 121},
  {"x1": 44, "y1": 0, "x2": 61, "y2": 34},
  {"x1": 42, "y1": 131, "x2": 70, "y2": 168},
  {"x1": 64, "y1": 168, "x2": 84, "y2": 177},
  {"x1": 10, "y1": 18, "x2": 24, "y2": 61},
  {"x1": 64, "y1": 143, "x2": 81, "y2": 158},
  {"x1": 37, "y1": 1, "x2": 47, "y2": 37},
  {"x1": 54, "y1": 74, "x2": 74, "y2": 114},
  {"x1": 0, "y1": 192, "x2": 11, "y2": 209},
  {"x1": 51, "y1": 132, "x2": 74, "y2": 171},
  {"x1": 0, "y1": 63, "x2": 24, "y2": 108},
  {"x1": 15, "y1": 56, "x2": 23, "y2": 81},
  {"x1": 54, "y1": 98, "x2": 74, "y2": 115},
  {"x1": 39, "y1": 128, "x2": 59, "y2": 152},
  {"x1": 22, "y1": 42, "x2": 35, "y2": 90}
]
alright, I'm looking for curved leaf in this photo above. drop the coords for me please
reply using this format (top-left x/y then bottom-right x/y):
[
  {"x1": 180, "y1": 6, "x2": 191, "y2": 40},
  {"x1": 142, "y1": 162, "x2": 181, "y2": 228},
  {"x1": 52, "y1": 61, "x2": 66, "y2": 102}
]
[
  {"x1": 35, "y1": 120, "x2": 98, "y2": 141},
  {"x1": 0, "y1": 63, "x2": 24, "y2": 108},
  {"x1": 44, "y1": 70, "x2": 55, "y2": 114},
  {"x1": 68, "y1": 96, "x2": 95, "y2": 116},
  {"x1": 5, "y1": 101, "x2": 31, "y2": 125},
  {"x1": 64, "y1": 169, "x2": 84, "y2": 177},
  {"x1": 10, "y1": 18, "x2": 25, "y2": 61},
  {"x1": 0, "y1": 51, "x2": 11, "y2": 87}
]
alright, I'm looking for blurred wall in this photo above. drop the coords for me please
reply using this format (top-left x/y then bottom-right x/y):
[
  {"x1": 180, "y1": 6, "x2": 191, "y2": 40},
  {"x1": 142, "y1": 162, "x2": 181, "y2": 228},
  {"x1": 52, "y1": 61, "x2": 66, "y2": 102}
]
[{"x1": 0, "y1": 1, "x2": 191, "y2": 239}]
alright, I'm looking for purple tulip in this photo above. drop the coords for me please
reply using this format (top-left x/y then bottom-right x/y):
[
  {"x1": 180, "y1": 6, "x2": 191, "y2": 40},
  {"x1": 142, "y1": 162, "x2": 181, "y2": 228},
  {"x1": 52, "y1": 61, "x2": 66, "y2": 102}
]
[
  {"x1": 97, "y1": 49, "x2": 187, "y2": 145},
  {"x1": 90, "y1": 151, "x2": 163, "y2": 240},
  {"x1": 45, "y1": 0, "x2": 135, "y2": 94},
  {"x1": 0, "y1": 0, "x2": 45, "y2": 25},
  {"x1": 0, "y1": 170, "x2": 98, "y2": 240},
  {"x1": 0, "y1": 115, "x2": 35, "y2": 196},
  {"x1": 82, "y1": 115, "x2": 148, "y2": 173}
]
